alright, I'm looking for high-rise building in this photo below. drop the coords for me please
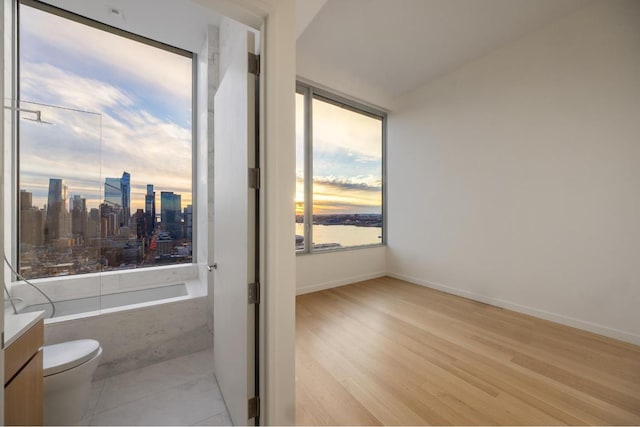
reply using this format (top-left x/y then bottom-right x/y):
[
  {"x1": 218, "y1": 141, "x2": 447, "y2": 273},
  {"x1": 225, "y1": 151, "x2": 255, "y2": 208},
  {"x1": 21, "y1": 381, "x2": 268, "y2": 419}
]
[
  {"x1": 100, "y1": 203, "x2": 120, "y2": 237},
  {"x1": 71, "y1": 195, "x2": 88, "y2": 239},
  {"x1": 121, "y1": 171, "x2": 131, "y2": 224},
  {"x1": 133, "y1": 209, "x2": 146, "y2": 239},
  {"x1": 87, "y1": 208, "x2": 101, "y2": 238},
  {"x1": 20, "y1": 189, "x2": 32, "y2": 211},
  {"x1": 19, "y1": 190, "x2": 45, "y2": 246},
  {"x1": 183, "y1": 205, "x2": 193, "y2": 239},
  {"x1": 161, "y1": 191, "x2": 182, "y2": 239},
  {"x1": 45, "y1": 178, "x2": 69, "y2": 241},
  {"x1": 104, "y1": 171, "x2": 131, "y2": 227},
  {"x1": 145, "y1": 184, "x2": 156, "y2": 236},
  {"x1": 104, "y1": 177, "x2": 122, "y2": 208}
]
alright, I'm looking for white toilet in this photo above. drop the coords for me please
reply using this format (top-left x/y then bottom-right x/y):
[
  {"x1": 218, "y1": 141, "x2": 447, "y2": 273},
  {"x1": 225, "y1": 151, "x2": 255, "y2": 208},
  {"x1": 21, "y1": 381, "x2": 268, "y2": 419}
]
[{"x1": 42, "y1": 339, "x2": 103, "y2": 426}]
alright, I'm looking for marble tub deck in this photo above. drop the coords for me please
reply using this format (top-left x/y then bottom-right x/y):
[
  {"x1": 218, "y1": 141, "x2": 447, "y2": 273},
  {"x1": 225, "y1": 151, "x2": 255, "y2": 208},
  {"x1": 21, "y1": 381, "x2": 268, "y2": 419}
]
[{"x1": 82, "y1": 349, "x2": 231, "y2": 426}]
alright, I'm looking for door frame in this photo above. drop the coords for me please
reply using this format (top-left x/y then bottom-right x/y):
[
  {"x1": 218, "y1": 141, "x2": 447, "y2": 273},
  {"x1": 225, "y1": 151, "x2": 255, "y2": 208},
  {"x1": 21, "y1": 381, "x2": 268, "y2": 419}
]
[{"x1": 197, "y1": 1, "x2": 297, "y2": 425}]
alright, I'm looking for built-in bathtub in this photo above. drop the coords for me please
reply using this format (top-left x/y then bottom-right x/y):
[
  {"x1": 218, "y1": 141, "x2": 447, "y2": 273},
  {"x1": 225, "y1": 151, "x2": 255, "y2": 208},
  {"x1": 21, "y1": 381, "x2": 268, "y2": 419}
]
[
  {"x1": 8, "y1": 265, "x2": 212, "y2": 379},
  {"x1": 19, "y1": 283, "x2": 189, "y2": 319}
]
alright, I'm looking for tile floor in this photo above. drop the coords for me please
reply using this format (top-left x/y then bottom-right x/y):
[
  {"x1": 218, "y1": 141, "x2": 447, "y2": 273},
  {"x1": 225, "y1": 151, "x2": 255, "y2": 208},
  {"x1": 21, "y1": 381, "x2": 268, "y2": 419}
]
[{"x1": 82, "y1": 349, "x2": 232, "y2": 426}]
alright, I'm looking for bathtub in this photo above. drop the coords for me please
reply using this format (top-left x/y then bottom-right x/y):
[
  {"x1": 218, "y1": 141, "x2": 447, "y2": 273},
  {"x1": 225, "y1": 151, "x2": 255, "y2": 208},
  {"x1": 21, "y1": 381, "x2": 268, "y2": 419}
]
[
  {"x1": 19, "y1": 283, "x2": 189, "y2": 319},
  {"x1": 9, "y1": 265, "x2": 212, "y2": 379}
]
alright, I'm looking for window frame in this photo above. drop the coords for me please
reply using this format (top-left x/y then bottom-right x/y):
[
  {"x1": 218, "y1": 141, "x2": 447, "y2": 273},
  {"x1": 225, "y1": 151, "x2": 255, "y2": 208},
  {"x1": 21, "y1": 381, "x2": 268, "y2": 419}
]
[
  {"x1": 12, "y1": 0, "x2": 198, "y2": 283},
  {"x1": 296, "y1": 81, "x2": 387, "y2": 255}
]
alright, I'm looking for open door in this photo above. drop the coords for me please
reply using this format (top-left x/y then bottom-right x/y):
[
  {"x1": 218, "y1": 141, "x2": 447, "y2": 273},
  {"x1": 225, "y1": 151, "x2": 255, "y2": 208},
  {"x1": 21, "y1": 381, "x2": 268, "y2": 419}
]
[{"x1": 212, "y1": 29, "x2": 259, "y2": 425}]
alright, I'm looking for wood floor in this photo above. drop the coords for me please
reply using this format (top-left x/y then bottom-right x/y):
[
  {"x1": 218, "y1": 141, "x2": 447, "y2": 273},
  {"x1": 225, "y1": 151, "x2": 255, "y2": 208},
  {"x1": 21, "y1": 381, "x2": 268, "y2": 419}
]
[{"x1": 295, "y1": 277, "x2": 640, "y2": 425}]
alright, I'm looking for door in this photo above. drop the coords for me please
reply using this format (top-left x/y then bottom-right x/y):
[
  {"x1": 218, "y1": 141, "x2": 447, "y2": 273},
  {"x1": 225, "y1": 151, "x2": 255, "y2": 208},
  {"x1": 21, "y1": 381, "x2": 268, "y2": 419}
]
[{"x1": 212, "y1": 30, "x2": 258, "y2": 425}]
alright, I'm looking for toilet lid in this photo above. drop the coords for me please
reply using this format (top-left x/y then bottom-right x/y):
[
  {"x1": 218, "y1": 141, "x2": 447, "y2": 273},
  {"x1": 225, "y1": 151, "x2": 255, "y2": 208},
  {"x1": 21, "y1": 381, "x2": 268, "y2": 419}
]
[{"x1": 43, "y1": 339, "x2": 101, "y2": 376}]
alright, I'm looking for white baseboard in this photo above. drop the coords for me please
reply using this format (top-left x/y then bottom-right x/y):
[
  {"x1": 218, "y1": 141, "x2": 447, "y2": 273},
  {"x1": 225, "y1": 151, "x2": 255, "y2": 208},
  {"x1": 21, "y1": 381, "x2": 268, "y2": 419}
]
[
  {"x1": 387, "y1": 272, "x2": 640, "y2": 346},
  {"x1": 296, "y1": 272, "x2": 386, "y2": 296}
]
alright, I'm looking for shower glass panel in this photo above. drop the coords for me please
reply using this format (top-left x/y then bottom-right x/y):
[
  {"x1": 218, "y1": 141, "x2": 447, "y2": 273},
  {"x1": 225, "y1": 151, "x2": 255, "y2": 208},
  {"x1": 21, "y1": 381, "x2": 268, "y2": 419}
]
[{"x1": 15, "y1": 99, "x2": 103, "y2": 317}]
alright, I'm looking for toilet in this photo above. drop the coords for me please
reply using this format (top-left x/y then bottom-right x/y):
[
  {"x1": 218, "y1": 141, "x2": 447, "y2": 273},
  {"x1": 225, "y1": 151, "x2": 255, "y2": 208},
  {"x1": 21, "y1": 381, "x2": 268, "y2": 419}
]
[{"x1": 42, "y1": 339, "x2": 103, "y2": 426}]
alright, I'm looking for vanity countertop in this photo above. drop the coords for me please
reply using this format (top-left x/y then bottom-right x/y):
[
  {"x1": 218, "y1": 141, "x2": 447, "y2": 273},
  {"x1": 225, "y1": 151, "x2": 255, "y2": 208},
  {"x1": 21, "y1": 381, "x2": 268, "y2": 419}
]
[{"x1": 4, "y1": 310, "x2": 45, "y2": 348}]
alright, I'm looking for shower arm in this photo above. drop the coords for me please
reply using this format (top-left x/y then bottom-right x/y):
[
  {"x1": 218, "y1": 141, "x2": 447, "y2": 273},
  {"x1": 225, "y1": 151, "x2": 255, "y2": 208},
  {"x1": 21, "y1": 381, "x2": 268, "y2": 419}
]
[{"x1": 3, "y1": 106, "x2": 44, "y2": 122}]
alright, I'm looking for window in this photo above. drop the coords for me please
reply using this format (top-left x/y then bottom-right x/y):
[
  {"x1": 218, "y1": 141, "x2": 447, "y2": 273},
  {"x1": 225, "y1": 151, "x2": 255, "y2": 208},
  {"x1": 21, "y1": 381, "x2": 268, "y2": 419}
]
[
  {"x1": 17, "y1": 0, "x2": 194, "y2": 279},
  {"x1": 296, "y1": 83, "x2": 385, "y2": 253}
]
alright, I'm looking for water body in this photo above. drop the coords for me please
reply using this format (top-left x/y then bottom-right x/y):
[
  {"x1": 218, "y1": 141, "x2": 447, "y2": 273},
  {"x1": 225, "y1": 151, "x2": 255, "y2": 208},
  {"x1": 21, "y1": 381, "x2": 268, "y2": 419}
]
[{"x1": 296, "y1": 223, "x2": 383, "y2": 249}]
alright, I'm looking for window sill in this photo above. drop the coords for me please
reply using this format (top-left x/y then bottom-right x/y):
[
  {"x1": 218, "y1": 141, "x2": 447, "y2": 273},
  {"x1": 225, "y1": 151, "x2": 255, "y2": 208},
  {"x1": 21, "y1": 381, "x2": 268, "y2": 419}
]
[{"x1": 296, "y1": 243, "x2": 386, "y2": 256}]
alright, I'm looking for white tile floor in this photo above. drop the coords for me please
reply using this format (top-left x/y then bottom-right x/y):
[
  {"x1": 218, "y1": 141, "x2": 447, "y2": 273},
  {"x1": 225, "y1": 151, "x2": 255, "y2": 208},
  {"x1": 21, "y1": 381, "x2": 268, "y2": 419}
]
[{"x1": 81, "y1": 349, "x2": 232, "y2": 426}]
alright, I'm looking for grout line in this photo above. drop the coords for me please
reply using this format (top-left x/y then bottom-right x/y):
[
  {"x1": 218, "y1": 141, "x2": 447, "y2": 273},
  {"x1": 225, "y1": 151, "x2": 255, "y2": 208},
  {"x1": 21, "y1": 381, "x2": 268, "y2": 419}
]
[{"x1": 82, "y1": 379, "x2": 106, "y2": 426}]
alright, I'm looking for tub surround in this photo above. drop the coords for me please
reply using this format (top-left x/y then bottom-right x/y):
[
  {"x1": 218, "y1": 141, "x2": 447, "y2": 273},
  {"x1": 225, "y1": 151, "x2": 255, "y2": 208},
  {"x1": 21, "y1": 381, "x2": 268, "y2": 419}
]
[
  {"x1": 10, "y1": 264, "x2": 200, "y2": 307},
  {"x1": 8, "y1": 269, "x2": 211, "y2": 380},
  {"x1": 45, "y1": 296, "x2": 212, "y2": 379}
]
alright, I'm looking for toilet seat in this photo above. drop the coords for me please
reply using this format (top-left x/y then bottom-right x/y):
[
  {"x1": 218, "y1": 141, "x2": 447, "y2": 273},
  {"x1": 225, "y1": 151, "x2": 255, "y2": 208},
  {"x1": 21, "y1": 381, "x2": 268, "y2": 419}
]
[{"x1": 43, "y1": 339, "x2": 102, "y2": 376}]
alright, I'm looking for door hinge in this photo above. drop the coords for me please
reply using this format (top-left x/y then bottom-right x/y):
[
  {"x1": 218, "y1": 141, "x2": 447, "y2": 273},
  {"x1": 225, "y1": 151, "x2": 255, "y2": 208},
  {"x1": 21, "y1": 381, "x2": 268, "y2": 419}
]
[
  {"x1": 248, "y1": 168, "x2": 260, "y2": 189},
  {"x1": 248, "y1": 53, "x2": 260, "y2": 76},
  {"x1": 248, "y1": 282, "x2": 260, "y2": 304},
  {"x1": 248, "y1": 395, "x2": 260, "y2": 419}
]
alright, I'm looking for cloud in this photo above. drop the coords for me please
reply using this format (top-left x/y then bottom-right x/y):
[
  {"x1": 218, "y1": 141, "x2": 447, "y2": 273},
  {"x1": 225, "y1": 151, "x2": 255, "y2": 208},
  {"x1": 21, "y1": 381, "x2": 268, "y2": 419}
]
[
  {"x1": 311, "y1": 176, "x2": 382, "y2": 215},
  {"x1": 312, "y1": 97, "x2": 382, "y2": 163},
  {"x1": 21, "y1": 62, "x2": 134, "y2": 113},
  {"x1": 21, "y1": 5, "x2": 192, "y2": 104},
  {"x1": 313, "y1": 176, "x2": 382, "y2": 192},
  {"x1": 19, "y1": 63, "x2": 192, "y2": 212}
]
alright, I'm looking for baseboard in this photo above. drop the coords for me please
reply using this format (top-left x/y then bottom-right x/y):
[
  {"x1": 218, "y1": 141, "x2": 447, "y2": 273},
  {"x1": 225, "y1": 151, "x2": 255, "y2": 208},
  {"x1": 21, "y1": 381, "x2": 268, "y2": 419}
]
[
  {"x1": 387, "y1": 272, "x2": 640, "y2": 346},
  {"x1": 296, "y1": 272, "x2": 387, "y2": 295}
]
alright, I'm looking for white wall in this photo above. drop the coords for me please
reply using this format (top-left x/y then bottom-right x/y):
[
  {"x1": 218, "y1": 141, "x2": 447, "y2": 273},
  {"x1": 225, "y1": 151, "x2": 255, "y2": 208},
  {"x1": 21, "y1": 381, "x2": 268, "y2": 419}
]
[
  {"x1": 387, "y1": 0, "x2": 640, "y2": 345},
  {"x1": 0, "y1": 0, "x2": 5, "y2": 419},
  {"x1": 296, "y1": 246, "x2": 386, "y2": 295},
  {"x1": 259, "y1": 2, "x2": 297, "y2": 423}
]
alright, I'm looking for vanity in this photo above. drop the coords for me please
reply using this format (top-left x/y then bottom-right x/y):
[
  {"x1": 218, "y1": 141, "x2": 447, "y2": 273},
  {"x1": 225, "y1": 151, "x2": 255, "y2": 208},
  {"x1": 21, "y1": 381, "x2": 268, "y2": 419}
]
[{"x1": 4, "y1": 311, "x2": 45, "y2": 426}]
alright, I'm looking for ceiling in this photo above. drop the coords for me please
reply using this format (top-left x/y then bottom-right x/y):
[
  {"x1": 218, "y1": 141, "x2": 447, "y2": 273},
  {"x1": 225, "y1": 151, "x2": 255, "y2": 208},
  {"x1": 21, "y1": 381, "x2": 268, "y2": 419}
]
[
  {"x1": 296, "y1": 0, "x2": 591, "y2": 109},
  {"x1": 43, "y1": 0, "x2": 222, "y2": 52}
]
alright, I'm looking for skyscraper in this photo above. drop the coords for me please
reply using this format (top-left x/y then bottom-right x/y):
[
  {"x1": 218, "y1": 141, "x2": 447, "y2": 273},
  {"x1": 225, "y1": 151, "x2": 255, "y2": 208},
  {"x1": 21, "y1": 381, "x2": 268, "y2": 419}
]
[
  {"x1": 183, "y1": 204, "x2": 193, "y2": 239},
  {"x1": 45, "y1": 178, "x2": 68, "y2": 241},
  {"x1": 145, "y1": 184, "x2": 156, "y2": 236},
  {"x1": 121, "y1": 171, "x2": 131, "y2": 224},
  {"x1": 20, "y1": 189, "x2": 32, "y2": 211},
  {"x1": 104, "y1": 177, "x2": 122, "y2": 208},
  {"x1": 71, "y1": 195, "x2": 87, "y2": 239},
  {"x1": 161, "y1": 191, "x2": 182, "y2": 239},
  {"x1": 20, "y1": 190, "x2": 45, "y2": 246},
  {"x1": 104, "y1": 171, "x2": 131, "y2": 227},
  {"x1": 87, "y1": 208, "x2": 101, "y2": 238}
]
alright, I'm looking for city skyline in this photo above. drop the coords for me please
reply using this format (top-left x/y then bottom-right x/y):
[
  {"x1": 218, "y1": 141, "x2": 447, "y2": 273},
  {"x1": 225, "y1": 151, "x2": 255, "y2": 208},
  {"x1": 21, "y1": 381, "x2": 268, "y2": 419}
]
[
  {"x1": 19, "y1": 178, "x2": 193, "y2": 280},
  {"x1": 19, "y1": 4, "x2": 193, "y2": 213},
  {"x1": 20, "y1": 175, "x2": 185, "y2": 216}
]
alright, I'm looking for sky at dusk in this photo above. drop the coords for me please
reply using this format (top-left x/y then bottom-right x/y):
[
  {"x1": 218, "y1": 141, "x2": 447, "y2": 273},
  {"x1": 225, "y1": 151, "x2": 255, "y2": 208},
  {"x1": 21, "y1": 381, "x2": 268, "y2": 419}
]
[
  {"x1": 19, "y1": 4, "x2": 192, "y2": 212},
  {"x1": 296, "y1": 93, "x2": 383, "y2": 215}
]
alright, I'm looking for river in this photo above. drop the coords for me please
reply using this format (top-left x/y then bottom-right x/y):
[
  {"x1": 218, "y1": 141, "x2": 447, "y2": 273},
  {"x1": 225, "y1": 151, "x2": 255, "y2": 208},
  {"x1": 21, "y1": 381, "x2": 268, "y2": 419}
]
[{"x1": 295, "y1": 223, "x2": 383, "y2": 249}]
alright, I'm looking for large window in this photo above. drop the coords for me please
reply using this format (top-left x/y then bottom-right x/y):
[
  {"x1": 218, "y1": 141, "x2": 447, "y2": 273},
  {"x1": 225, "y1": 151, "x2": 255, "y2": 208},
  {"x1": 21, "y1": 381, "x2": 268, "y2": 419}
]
[
  {"x1": 16, "y1": 0, "x2": 194, "y2": 279},
  {"x1": 296, "y1": 83, "x2": 385, "y2": 253}
]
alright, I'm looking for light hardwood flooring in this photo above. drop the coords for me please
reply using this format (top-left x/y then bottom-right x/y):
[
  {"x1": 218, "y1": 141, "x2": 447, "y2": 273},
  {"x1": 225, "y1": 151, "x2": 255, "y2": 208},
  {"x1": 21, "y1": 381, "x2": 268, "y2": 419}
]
[{"x1": 295, "y1": 277, "x2": 640, "y2": 425}]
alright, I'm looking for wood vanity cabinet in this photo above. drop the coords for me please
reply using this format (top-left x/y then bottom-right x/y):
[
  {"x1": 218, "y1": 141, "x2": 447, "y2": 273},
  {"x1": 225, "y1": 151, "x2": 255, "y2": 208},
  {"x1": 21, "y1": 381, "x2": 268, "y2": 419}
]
[{"x1": 4, "y1": 319, "x2": 44, "y2": 426}]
